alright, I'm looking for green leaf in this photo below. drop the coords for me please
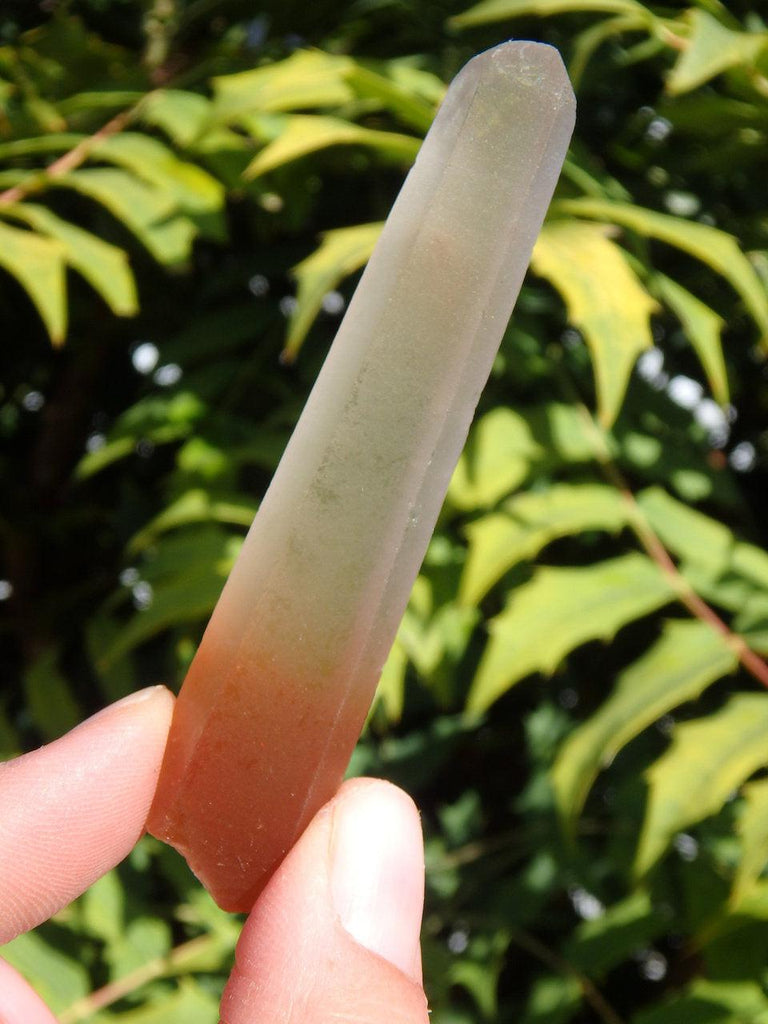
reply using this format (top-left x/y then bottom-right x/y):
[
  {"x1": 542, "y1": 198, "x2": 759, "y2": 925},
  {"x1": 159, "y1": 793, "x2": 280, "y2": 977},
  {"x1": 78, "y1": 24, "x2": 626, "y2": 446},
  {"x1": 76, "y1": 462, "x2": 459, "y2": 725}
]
[
  {"x1": 521, "y1": 973, "x2": 582, "y2": 1024},
  {"x1": 212, "y1": 50, "x2": 354, "y2": 119},
  {"x1": 449, "y1": 0, "x2": 646, "y2": 30},
  {"x1": 570, "y1": 13, "x2": 651, "y2": 86},
  {"x1": 633, "y1": 979, "x2": 768, "y2": 1024},
  {"x1": 659, "y1": 93, "x2": 765, "y2": 140},
  {"x1": 532, "y1": 220, "x2": 657, "y2": 425},
  {"x1": 468, "y1": 553, "x2": 674, "y2": 713},
  {"x1": 450, "y1": 408, "x2": 543, "y2": 511},
  {"x1": 8, "y1": 202, "x2": 138, "y2": 316},
  {"x1": 373, "y1": 635, "x2": 408, "y2": 723},
  {"x1": 733, "y1": 779, "x2": 768, "y2": 905},
  {"x1": 91, "y1": 979, "x2": 218, "y2": 1024},
  {"x1": 556, "y1": 198, "x2": 768, "y2": 347},
  {"x1": 23, "y1": 96, "x2": 67, "y2": 133},
  {"x1": 57, "y1": 168, "x2": 195, "y2": 265},
  {"x1": 2, "y1": 930, "x2": 90, "y2": 1013},
  {"x1": 107, "y1": 916, "x2": 171, "y2": 978},
  {"x1": 96, "y1": 536, "x2": 239, "y2": 668},
  {"x1": 636, "y1": 694, "x2": 768, "y2": 878},
  {"x1": 450, "y1": 403, "x2": 600, "y2": 511},
  {"x1": 667, "y1": 10, "x2": 768, "y2": 96},
  {"x1": 0, "y1": 219, "x2": 66, "y2": 343},
  {"x1": 75, "y1": 427, "x2": 191, "y2": 479},
  {"x1": 128, "y1": 489, "x2": 257, "y2": 553},
  {"x1": 633, "y1": 488, "x2": 768, "y2": 633},
  {"x1": 24, "y1": 647, "x2": 81, "y2": 740},
  {"x1": 450, "y1": 954, "x2": 505, "y2": 1018},
  {"x1": 461, "y1": 483, "x2": 628, "y2": 606},
  {"x1": 0, "y1": 700, "x2": 20, "y2": 758},
  {"x1": 732, "y1": 543, "x2": 768, "y2": 591},
  {"x1": 284, "y1": 221, "x2": 383, "y2": 361},
  {"x1": 636, "y1": 486, "x2": 733, "y2": 578},
  {"x1": 0, "y1": 132, "x2": 84, "y2": 159},
  {"x1": 90, "y1": 133, "x2": 224, "y2": 214},
  {"x1": 76, "y1": 393, "x2": 207, "y2": 479},
  {"x1": 57, "y1": 91, "x2": 145, "y2": 117},
  {"x1": 552, "y1": 620, "x2": 737, "y2": 833},
  {"x1": 398, "y1": 594, "x2": 478, "y2": 682},
  {"x1": 243, "y1": 114, "x2": 420, "y2": 179},
  {"x1": 140, "y1": 89, "x2": 213, "y2": 147},
  {"x1": 565, "y1": 890, "x2": 669, "y2": 975},
  {"x1": 654, "y1": 273, "x2": 729, "y2": 405},
  {"x1": 344, "y1": 63, "x2": 440, "y2": 133},
  {"x1": 81, "y1": 870, "x2": 124, "y2": 944}
]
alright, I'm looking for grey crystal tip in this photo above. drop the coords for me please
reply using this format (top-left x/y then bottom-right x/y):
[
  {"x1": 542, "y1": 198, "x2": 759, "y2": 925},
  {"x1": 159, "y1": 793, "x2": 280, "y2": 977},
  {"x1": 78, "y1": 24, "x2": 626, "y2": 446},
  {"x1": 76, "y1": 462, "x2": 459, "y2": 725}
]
[{"x1": 462, "y1": 40, "x2": 576, "y2": 121}]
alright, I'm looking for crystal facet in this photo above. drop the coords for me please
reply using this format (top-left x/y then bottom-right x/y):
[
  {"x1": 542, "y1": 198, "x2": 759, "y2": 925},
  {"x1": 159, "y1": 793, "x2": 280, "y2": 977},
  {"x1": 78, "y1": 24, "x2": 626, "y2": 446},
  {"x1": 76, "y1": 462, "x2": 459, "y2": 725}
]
[{"x1": 147, "y1": 41, "x2": 575, "y2": 911}]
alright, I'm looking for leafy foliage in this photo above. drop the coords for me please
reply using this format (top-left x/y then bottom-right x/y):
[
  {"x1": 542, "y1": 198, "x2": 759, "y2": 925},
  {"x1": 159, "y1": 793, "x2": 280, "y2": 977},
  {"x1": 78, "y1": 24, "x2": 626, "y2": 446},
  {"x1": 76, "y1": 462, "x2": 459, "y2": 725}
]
[{"x1": 2, "y1": 1, "x2": 768, "y2": 1023}]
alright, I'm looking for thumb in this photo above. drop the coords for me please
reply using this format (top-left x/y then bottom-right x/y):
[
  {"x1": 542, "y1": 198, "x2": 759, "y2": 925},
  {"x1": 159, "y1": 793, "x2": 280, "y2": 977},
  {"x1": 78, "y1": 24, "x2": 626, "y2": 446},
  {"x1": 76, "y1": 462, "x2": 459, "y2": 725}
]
[{"x1": 220, "y1": 778, "x2": 429, "y2": 1024}]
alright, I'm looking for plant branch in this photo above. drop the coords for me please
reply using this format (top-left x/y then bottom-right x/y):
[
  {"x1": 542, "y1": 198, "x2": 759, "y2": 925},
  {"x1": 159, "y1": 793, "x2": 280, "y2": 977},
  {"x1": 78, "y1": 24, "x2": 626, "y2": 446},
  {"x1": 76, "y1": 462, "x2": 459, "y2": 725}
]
[
  {"x1": 0, "y1": 100, "x2": 148, "y2": 208},
  {"x1": 510, "y1": 927, "x2": 626, "y2": 1024},
  {"x1": 578, "y1": 405, "x2": 768, "y2": 689},
  {"x1": 58, "y1": 932, "x2": 226, "y2": 1023}
]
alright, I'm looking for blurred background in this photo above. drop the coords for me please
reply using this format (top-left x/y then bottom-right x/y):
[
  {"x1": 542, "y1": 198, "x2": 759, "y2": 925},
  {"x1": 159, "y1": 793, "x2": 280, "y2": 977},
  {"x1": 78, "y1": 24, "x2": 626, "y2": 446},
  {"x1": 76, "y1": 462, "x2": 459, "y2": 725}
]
[{"x1": 2, "y1": 0, "x2": 768, "y2": 1021}]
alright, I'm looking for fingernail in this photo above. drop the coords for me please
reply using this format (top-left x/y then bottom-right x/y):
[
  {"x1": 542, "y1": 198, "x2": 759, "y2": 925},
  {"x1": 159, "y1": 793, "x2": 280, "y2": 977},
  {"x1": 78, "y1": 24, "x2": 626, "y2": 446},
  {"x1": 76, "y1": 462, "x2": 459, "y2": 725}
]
[
  {"x1": 73, "y1": 686, "x2": 169, "y2": 732},
  {"x1": 330, "y1": 781, "x2": 424, "y2": 983}
]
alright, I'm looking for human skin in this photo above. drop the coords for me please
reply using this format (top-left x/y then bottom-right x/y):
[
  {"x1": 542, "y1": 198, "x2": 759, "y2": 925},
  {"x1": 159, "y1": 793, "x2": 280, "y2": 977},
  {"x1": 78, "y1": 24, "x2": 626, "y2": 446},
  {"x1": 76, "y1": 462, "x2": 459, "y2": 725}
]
[{"x1": 0, "y1": 686, "x2": 428, "y2": 1024}]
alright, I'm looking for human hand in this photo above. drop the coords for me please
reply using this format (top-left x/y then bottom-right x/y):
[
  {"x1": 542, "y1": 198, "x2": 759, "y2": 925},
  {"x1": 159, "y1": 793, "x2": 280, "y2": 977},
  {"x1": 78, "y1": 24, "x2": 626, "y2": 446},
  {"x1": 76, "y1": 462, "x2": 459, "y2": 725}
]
[{"x1": 0, "y1": 687, "x2": 429, "y2": 1023}]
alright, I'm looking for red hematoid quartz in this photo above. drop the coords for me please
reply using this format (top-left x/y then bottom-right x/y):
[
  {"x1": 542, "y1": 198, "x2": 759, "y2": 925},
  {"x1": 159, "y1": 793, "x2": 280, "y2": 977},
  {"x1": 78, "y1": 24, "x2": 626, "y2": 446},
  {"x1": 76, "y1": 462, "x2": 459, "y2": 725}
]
[{"x1": 147, "y1": 41, "x2": 576, "y2": 912}]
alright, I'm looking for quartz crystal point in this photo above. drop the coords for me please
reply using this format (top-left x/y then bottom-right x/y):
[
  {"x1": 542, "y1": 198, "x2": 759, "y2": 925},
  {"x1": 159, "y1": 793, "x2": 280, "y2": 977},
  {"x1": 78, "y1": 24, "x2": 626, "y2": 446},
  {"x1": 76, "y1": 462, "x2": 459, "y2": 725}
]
[{"x1": 147, "y1": 41, "x2": 575, "y2": 911}]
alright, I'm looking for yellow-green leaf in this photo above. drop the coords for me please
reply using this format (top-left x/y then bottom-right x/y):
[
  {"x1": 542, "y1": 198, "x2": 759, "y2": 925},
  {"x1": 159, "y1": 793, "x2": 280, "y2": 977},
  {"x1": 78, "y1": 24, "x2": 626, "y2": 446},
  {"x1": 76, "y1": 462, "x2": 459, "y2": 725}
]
[
  {"x1": 468, "y1": 553, "x2": 674, "y2": 713},
  {"x1": 284, "y1": 221, "x2": 383, "y2": 361},
  {"x1": 632, "y1": 980, "x2": 768, "y2": 1024},
  {"x1": 140, "y1": 88, "x2": 213, "y2": 147},
  {"x1": 450, "y1": 408, "x2": 543, "y2": 511},
  {"x1": 557, "y1": 198, "x2": 768, "y2": 347},
  {"x1": 244, "y1": 114, "x2": 420, "y2": 179},
  {"x1": 24, "y1": 96, "x2": 67, "y2": 133},
  {"x1": 449, "y1": 403, "x2": 600, "y2": 512},
  {"x1": 212, "y1": 50, "x2": 354, "y2": 120},
  {"x1": 80, "y1": 978, "x2": 219, "y2": 1024},
  {"x1": 570, "y1": 13, "x2": 651, "y2": 87},
  {"x1": 654, "y1": 273, "x2": 729, "y2": 404},
  {"x1": 2, "y1": 931, "x2": 89, "y2": 1013},
  {"x1": 636, "y1": 694, "x2": 768, "y2": 878},
  {"x1": 461, "y1": 483, "x2": 628, "y2": 606},
  {"x1": 128, "y1": 489, "x2": 257, "y2": 554},
  {"x1": 0, "y1": 132, "x2": 83, "y2": 159},
  {"x1": 636, "y1": 486, "x2": 733, "y2": 578},
  {"x1": 373, "y1": 636, "x2": 408, "y2": 724},
  {"x1": 0, "y1": 219, "x2": 66, "y2": 343},
  {"x1": 91, "y1": 133, "x2": 224, "y2": 213},
  {"x1": 552, "y1": 619, "x2": 737, "y2": 835},
  {"x1": 9, "y1": 202, "x2": 137, "y2": 316},
  {"x1": 81, "y1": 870, "x2": 124, "y2": 944},
  {"x1": 734, "y1": 779, "x2": 768, "y2": 905},
  {"x1": 58, "y1": 168, "x2": 195, "y2": 265},
  {"x1": 667, "y1": 10, "x2": 768, "y2": 96},
  {"x1": 732, "y1": 543, "x2": 768, "y2": 591},
  {"x1": 57, "y1": 90, "x2": 144, "y2": 117},
  {"x1": 532, "y1": 220, "x2": 658, "y2": 426},
  {"x1": 345, "y1": 63, "x2": 440, "y2": 133},
  {"x1": 449, "y1": 0, "x2": 645, "y2": 30}
]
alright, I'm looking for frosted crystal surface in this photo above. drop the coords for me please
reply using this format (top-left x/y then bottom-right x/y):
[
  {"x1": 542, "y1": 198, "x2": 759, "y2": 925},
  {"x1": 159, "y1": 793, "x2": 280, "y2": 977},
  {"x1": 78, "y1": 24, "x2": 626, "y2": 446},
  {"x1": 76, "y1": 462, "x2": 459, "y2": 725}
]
[
  {"x1": 215, "y1": 41, "x2": 575, "y2": 683},
  {"x1": 148, "y1": 41, "x2": 576, "y2": 910}
]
